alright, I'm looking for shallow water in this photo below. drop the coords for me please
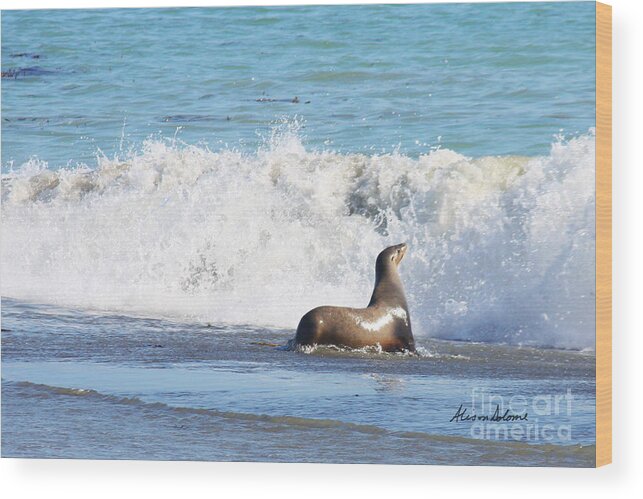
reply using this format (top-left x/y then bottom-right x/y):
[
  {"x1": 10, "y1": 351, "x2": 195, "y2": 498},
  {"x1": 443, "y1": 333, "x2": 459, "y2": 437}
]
[{"x1": 2, "y1": 298, "x2": 595, "y2": 465}]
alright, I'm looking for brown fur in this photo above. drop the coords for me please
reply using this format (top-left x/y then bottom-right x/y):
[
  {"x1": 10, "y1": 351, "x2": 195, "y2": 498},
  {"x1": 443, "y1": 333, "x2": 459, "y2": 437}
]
[{"x1": 294, "y1": 243, "x2": 415, "y2": 352}]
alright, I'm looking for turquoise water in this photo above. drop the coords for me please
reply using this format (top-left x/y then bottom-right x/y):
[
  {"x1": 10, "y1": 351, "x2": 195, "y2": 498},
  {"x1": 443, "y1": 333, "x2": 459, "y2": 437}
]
[{"x1": 2, "y1": 3, "x2": 595, "y2": 169}]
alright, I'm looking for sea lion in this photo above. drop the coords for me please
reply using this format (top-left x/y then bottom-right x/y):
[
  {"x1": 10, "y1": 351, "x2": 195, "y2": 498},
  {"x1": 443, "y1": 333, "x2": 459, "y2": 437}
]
[{"x1": 294, "y1": 243, "x2": 415, "y2": 352}]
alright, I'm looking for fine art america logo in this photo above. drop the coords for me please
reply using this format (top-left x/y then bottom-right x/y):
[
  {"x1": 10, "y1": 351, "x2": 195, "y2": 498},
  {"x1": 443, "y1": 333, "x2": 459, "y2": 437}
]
[{"x1": 450, "y1": 388, "x2": 574, "y2": 442}]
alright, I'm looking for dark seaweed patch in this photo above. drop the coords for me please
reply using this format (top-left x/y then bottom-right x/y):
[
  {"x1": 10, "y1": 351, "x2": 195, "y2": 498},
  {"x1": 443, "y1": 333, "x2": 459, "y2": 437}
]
[
  {"x1": 1, "y1": 66, "x2": 60, "y2": 79},
  {"x1": 160, "y1": 114, "x2": 221, "y2": 123}
]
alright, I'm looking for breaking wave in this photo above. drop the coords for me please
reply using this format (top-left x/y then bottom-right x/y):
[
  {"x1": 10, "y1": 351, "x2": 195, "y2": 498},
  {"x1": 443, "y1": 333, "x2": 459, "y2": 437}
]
[{"x1": 1, "y1": 128, "x2": 596, "y2": 349}]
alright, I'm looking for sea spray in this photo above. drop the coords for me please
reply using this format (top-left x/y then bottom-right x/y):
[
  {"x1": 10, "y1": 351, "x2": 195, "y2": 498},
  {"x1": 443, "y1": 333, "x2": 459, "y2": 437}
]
[{"x1": 1, "y1": 129, "x2": 595, "y2": 349}]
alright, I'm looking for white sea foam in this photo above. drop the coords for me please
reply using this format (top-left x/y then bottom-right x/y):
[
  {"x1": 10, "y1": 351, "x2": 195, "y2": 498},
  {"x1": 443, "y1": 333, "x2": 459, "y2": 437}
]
[{"x1": 0, "y1": 128, "x2": 596, "y2": 349}]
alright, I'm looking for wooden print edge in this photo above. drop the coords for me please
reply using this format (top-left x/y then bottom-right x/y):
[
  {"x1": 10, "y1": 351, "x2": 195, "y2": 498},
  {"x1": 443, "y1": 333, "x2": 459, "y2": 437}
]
[{"x1": 595, "y1": 1, "x2": 612, "y2": 468}]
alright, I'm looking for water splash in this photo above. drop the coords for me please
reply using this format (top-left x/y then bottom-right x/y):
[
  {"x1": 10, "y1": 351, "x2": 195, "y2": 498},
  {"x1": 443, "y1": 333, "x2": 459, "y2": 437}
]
[{"x1": 1, "y1": 128, "x2": 595, "y2": 349}]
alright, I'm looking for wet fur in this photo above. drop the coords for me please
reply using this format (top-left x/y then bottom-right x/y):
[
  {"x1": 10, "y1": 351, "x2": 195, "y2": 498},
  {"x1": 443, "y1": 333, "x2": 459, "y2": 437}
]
[{"x1": 294, "y1": 244, "x2": 415, "y2": 352}]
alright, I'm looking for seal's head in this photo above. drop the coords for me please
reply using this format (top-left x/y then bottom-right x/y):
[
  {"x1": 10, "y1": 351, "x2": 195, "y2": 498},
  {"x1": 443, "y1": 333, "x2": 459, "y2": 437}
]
[{"x1": 376, "y1": 243, "x2": 408, "y2": 271}]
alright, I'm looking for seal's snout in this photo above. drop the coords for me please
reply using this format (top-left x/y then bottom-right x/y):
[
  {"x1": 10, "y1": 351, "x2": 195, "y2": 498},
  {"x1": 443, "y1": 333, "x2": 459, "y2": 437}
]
[
  {"x1": 394, "y1": 243, "x2": 408, "y2": 265},
  {"x1": 378, "y1": 243, "x2": 409, "y2": 267}
]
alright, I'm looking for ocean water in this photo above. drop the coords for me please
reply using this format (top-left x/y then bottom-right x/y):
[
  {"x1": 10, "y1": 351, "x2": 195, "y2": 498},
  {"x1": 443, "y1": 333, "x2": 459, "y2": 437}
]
[
  {"x1": 1, "y1": 3, "x2": 597, "y2": 465},
  {"x1": 2, "y1": 3, "x2": 595, "y2": 165}
]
